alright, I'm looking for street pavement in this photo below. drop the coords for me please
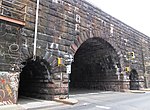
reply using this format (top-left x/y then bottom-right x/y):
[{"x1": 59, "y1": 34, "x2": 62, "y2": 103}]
[
  {"x1": 37, "y1": 89, "x2": 150, "y2": 110},
  {"x1": 1, "y1": 89, "x2": 150, "y2": 110}
]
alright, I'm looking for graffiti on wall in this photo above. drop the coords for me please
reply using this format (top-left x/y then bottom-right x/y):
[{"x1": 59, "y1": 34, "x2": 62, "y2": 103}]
[{"x1": 0, "y1": 71, "x2": 19, "y2": 105}]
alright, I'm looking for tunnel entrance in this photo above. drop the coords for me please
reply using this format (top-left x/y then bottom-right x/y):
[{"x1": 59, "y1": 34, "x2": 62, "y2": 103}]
[
  {"x1": 18, "y1": 57, "x2": 51, "y2": 99},
  {"x1": 129, "y1": 69, "x2": 139, "y2": 90},
  {"x1": 70, "y1": 38, "x2": 121, "y2": 92}
]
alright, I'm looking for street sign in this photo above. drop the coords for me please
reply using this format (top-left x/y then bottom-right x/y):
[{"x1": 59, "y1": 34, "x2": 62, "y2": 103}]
[{"x1": 66, "y1": 65, "x2": 71, "y2": 74}]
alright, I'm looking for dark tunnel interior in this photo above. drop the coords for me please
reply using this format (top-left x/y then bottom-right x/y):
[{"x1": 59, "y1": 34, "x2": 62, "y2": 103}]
[
  {"x1": 18, "y1": 57, "x2": 51, "y2": 99},
  {"x1": 70, "y1": 38, "x2": 121, "y2": 91}
]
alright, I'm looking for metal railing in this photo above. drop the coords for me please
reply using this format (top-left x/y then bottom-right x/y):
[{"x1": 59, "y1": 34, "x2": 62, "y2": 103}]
[{"x1": 0, "y1": 0, "x2": 27, "y2": 21}]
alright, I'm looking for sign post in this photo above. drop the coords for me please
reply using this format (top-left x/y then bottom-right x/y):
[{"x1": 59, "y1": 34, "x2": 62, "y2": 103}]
[{"x1": 64, "y1": 54, "x2": 73, "y2": 99}]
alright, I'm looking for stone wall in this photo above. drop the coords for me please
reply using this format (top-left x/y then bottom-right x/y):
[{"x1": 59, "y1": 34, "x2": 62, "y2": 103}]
[{"x1": 0, "y1": 0, "x2": 150, "y2": 104}]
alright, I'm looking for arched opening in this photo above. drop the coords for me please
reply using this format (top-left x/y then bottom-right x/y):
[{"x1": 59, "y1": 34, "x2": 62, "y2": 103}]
[
  {"x1": 18, "y1": 56, "x2": 52, "y2": 99},
  {"x1": 70, "y1": 38, "x2": 121, "y2": 92},
  {"x1": 129, "y1": 69, "x2": 139, "y2": 90}
]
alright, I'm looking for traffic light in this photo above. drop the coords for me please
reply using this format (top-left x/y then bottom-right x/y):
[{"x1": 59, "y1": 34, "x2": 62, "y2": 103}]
[
  {"x1": 130, "y1": 52, "x2": 135, "y2": 59},
  {"x1": 125, "y1": 67, "x2": 130, "y2": 72},
  {"x1": 57, "y1": 57, "x2": 64, "y2": 66},
  {"x1": 127, "y1": 52, "x2": 135, "y2": 60}
]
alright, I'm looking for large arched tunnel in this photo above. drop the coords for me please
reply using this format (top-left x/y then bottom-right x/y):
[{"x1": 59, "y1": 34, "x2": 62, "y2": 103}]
[{"x1": 70, "y1": 37, "x2": 121, "y2": 91}]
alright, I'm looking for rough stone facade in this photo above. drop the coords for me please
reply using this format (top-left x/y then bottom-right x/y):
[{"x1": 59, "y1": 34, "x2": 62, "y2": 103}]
[{"x1": 0, "y1": 0, "x2": 150, "y2": 104}]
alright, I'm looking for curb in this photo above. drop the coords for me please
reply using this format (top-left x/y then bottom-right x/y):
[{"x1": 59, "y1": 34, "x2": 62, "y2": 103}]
[
  {"x1": 54, "y1": 98, "x2": 78, "y2": 105},
  {"x1": 140, "y1": 89, "x2": 150, "y2": 91},
  {"x1": 0, "y1": 104, "x2": 25, "y2": 110},
  {"x1": 124, "y1": 90, "x2": 146, "y2": 93},
  {"x1": 0, "y1": 103, "x2": 3, "y2": 106},
  {"x1": 130, "y1": 90, "x2": 145, "y2": 93}
]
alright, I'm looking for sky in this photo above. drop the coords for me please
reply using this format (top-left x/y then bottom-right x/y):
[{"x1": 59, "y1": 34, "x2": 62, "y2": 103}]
[{"x1": 85, "y1": 0, "x2": 150, "y2": 37}]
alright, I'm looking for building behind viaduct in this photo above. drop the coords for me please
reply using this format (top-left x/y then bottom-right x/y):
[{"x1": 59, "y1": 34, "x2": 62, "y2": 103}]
[{"x1": 0, "y1": 0, "x2": 150, "y2": 105}]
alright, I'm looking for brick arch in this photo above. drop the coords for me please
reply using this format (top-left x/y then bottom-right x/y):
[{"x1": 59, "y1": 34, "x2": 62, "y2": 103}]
[
  {"x1": 70, "y1": 36, "x2": 122, "y2": 91},
  {"x1": 18, "y1": 30, "x2": 125, "y2": 99},
  {"x1": 72, "y1": 30, "x2": 119, "y2": 52},
  {"x1": 18, "y1": 36, "x2": 56, "y2": 100},
  {"x1": 70, "y1": 30, "x2": 123, "y2": 70}
]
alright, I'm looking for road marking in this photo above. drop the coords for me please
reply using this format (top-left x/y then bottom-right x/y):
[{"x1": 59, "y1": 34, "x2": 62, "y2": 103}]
[
  {"x1": 88, "y1": 93, "x2": 99, "y2": 95},
  {"x1": 96, "y1": 105, "x2": 111, "y2": 109},
  {"x1": 70, "y1": 95, "x2": 76, "y2": 97},
  {"x1": 83, "y1": 103, "x2": 90, "y2": 106}
]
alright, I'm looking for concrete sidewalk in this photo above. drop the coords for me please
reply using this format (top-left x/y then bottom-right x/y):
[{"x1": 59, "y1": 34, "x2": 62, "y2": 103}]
[
  {"x1": 0, "y1": 97, "x2": 66, "y2": 110},
  {"x1": 0, "y1": 104, "x2": 24, "y2": 110}
]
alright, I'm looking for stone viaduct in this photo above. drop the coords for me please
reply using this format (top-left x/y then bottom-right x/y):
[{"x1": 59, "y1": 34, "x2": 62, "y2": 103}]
[{"x1": 0, "y1": 0, "x2": 150, "y2": 104}]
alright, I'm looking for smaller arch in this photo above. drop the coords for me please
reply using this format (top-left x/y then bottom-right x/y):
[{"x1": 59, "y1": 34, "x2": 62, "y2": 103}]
[
  {"x1": 18, "y1": 56, "x2": 52, "y2": 99},
  {"x1": 129, "y1": 69, "x2": 139, "y2": 90}
]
